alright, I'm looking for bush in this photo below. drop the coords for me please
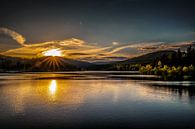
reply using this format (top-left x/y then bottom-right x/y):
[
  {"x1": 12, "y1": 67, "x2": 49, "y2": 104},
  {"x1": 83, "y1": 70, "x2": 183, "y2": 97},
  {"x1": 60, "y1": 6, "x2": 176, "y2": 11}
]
[
  {"x1": 139, "y1": 64, "x2": 195, "y2": 80},
  {"x1": 182, "y1": 66, "x2": 189, "y2": 73}
]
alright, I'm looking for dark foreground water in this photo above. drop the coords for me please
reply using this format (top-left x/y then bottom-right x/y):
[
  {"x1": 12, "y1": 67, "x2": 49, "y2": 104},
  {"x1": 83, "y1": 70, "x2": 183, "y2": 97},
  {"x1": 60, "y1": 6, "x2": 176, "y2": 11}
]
[{"x1": 0, "y1": 71, "x2": 195, "y2": 129}]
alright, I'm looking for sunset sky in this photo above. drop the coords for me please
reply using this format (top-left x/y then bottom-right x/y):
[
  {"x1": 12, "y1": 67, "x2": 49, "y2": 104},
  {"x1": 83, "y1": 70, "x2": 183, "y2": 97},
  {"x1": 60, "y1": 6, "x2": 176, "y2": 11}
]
[{"x1": 0, "y1": 0, "x2": 195, "y2": 62}]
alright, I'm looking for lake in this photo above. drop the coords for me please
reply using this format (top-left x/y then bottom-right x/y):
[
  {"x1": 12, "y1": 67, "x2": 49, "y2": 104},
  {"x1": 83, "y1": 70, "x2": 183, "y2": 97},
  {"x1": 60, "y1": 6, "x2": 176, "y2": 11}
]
[{"x1": 0, "y1": 71, "x2": 195, "y2": 129}]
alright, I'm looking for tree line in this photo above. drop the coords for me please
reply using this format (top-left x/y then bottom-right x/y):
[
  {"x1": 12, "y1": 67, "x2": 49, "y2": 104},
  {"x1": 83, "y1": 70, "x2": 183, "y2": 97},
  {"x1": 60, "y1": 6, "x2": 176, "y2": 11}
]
[{"x1": 140, "y1": 45, "x2": 195, "y2": 80}]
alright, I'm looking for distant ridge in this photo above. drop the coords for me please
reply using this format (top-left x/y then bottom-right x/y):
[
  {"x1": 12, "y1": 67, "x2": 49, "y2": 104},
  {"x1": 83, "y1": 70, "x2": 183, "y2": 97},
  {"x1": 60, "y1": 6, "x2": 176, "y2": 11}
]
[
  {"x1": 119, "y1": 50, "x2": 176, "y2": 65},
  {"x1": 0, "y1": 55, "x2": 92, "y2": 71},
  {"x1": 34, "y1": 56, "x2": 92, "y2": 69}
]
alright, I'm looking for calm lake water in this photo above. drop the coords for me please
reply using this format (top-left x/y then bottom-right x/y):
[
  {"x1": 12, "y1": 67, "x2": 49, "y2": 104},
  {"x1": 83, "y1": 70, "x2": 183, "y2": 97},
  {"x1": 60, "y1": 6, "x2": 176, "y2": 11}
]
[{"x1": 0, "y1": 71, "x2": 195, "y2": 129}]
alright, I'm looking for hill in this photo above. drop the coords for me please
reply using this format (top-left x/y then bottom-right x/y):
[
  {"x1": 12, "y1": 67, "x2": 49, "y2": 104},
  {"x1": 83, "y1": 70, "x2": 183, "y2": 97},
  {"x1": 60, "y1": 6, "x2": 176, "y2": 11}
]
[
  {"x1": 0, "y1": 55, "x2": 92, "y2": 72},
  {"x1": 32, "y1": 56, "x2": 92, "y2": 71},
  {"x1": 119, "y1": 50, "x2": 176, "y2": 65}
]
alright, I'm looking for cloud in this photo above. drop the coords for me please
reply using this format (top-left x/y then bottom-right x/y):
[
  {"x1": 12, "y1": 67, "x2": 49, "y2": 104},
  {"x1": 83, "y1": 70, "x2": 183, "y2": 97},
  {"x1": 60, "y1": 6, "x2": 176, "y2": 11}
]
[
  {"x1": 0, "y1": 27, "x2": 113, "y2": 60},
  {"x1": 137, "y1": 41, "x2": 194, "y2": 51},
  {"x1": 0, "y1": 27, "x2": 26, "y2": 46},
  {"x1": 107, "y1": 42, "x2": 164, "y2": 54},
  {"x1": 0, "y1": 27, "x2": 194, "y2": 62}
]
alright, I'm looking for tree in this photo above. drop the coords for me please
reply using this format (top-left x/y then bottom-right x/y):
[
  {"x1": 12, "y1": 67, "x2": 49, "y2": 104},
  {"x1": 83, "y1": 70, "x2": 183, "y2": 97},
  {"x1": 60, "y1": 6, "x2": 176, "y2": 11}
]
[{"x1": 157, "y1": 60, "x2": 162, "y2": 67}]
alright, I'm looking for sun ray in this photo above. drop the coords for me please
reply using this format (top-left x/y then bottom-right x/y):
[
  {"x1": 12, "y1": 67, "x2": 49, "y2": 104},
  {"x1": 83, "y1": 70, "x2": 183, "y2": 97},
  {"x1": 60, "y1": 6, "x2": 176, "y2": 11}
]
[{"x1": 32, "y1": 56, "x2": 65, "y2": 71}]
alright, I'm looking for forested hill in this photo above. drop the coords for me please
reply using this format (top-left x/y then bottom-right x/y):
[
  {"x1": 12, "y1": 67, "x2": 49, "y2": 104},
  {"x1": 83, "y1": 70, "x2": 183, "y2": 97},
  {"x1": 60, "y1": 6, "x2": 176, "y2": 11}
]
[{"x1": 120, "y1": 50, "x2": 176, "y2": 65}]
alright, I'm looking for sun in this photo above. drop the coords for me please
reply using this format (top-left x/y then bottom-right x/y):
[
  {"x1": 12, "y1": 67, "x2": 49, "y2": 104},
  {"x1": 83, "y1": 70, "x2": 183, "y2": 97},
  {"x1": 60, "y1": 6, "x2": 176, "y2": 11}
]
[{"x1": 43, "y1": 49, "x2": 62, "y2": 57}]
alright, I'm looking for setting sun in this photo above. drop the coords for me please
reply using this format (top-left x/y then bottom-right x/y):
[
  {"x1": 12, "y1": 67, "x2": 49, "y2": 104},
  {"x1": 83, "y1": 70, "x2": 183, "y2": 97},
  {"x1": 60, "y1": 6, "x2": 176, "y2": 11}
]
[{"x1": 42, "y1": 49, "x2": 62, "y2": 57}]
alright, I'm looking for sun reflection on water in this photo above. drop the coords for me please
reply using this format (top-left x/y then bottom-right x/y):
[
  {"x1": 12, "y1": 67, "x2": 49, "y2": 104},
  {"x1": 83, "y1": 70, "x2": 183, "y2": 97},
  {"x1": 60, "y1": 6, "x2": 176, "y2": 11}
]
[
  {"x1": 48, "y1": 80, "x2": 58, "y2": 101},
  {"x1": 49, "y1": 80, "x2": 57, "y2": 95}
]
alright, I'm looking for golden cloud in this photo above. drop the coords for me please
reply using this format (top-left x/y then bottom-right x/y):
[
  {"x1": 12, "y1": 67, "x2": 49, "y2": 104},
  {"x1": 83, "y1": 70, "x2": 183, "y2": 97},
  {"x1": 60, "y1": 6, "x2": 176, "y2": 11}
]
[{"x1": 0, "y1": 27, "x2": 194, "y2": 62}]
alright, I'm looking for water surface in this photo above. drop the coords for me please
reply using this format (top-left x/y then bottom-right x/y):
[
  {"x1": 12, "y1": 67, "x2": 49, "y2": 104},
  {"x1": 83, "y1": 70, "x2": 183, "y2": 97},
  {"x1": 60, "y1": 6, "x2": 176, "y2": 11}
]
[{"x1": 0, "y1": 72, "x2": 195, "y2": 129}]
